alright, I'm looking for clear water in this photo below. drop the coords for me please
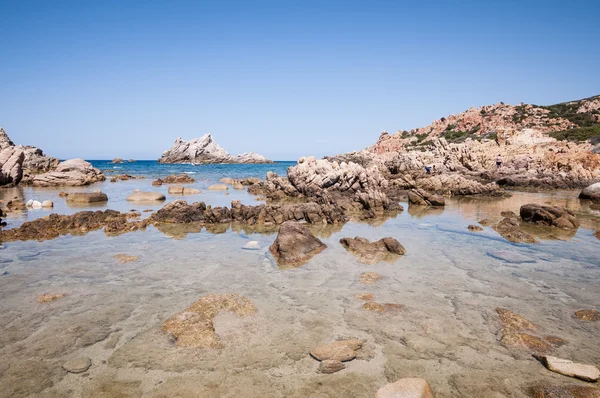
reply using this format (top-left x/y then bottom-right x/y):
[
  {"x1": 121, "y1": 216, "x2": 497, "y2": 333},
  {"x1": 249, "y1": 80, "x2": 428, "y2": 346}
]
[{"x1": 0, "y1": 164, "x2": 599, "y2": 397}]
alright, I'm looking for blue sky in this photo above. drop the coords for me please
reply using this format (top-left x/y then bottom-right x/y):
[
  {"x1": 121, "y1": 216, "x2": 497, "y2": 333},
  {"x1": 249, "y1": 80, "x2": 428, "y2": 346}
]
[{"x1": 1, "y1": 0, "x2": 599, "y2": 160}]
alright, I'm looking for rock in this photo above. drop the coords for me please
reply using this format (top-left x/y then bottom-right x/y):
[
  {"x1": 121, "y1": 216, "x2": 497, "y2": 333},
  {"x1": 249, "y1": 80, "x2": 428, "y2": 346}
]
[
  {"x1": 269, "y1": 221, "x2": 327, "y2": 267},
  {"x1": 158, "y1": 134, "x2": 273, "y2": 164},
  {"x1": 318, "y1": 360, "x2": 345, "y2": 374},
  {"x1": 242, "y1": 241, "x2": 261, "y2": 250},
  {"x1": 534, "y1": 355, "x2": 600, "y2": 382},
  {"x1": 574, "y1": 309, "x2": 600, "y2": 321},
  {"x1": 32, "y1": 158, "x2": 105, "y2": 186},
  {"x1": 110, "y1": 174, "x2": 141, "y2": 182},
  {"x1": 496, "y1": 308, "x2": 553, "y2": 353},
  {"x1": 114, "y1": 254, "x2": 139, "y2": 264},
  {"x1": 6, "y1": 200, "x2": 26, "y2": 211},
  {"x1": 233, "y1": 182, "x2": 244, "y2": 190},
  {"x1": 0, "y1": 210, "x2": 145, "y2": 242},
  {"x1": 478, "y1": 218, "x2": 495, "y2": 226},
  {"x1": 41, "y1": 200, "x2": 53, "y2": 208},
  {"x1": 126, "y1": 191, "x2": 166, "y2": 202},
  {"x1": 468, "y1": 224, "x2": 483, "y2": 231},
  {"x1": 487, "y1": 250, "x2": 536, "y2": 264},
  {"x1": 340, "y1": 236, "x2": 406, "y2": 264},
  {"x1": 219, "y1": 177, "x2": 235, "y2": 185},
  {"x1": 153, "y1": 174, "x2": 196, "y2": 185},
  {"x1": 162, "y1": 294, "x2": 256, "y2": 348},
  {"x1": 493, "y1": 217, "x2": 537, "y2": 244},
  {"x1": 31, "y1": 200, "x2": 42, "y2": 209},
  {"x1": 0, "y1": 146, "x2": 24, "y2": 186},
  {"x1": 310, "y1": 340, "x2": 363, "y2": 362},
  {"x1": 66, "y1": 192, "x2": 109, "y2": 204},
  {"x1": 37, "y1": 293, "x2": 66, "y2": 303},
  {"x1": 527, "y1": 385, "x2": 600, "y2": 397},
  {"x1": 595, "y1": 230, "x2": 600, "y2": 240},
  {"x1": 62, "y1": 357, "x2": 92, "y2": 374},
  {"x1": 363, "y1": 302, "x2": 386, "y2": 313},
  {"x1": 208, "y1": 184, "x2": 228, "y2": 191},
  {"x1": 183, "y1": 187, "x2": 201, "y2": 194},
  {"x1": 580, "y1": 182, "x2": 600, "y2": 203},
  {"x1": 111, "y1": 158, "x2": 123, "y2": 164},
  {"x1": 360, "y1": 272, "x2": 381, "y2": 284},
  {"x1": 355, "y1": 293, "x2": 375, "y2": 301},
  {"x1": 408, "y1": 189, "x2": 445, "y2": 206},
  {"x1": 376, "y1": 378, "x2": 434, "y2": 398},
  {"x1": 59, "y1": 191, "x2": 68, "y2": 197},
  {"x1": 501, "y1": 210, "x2": 518, "y2": 218},
  {"x1": 520, "y1": 204, "x2": 579, "y2": 230},
  {"x1": 168, "y1": 185, "x2": 184, "y2": 194}
]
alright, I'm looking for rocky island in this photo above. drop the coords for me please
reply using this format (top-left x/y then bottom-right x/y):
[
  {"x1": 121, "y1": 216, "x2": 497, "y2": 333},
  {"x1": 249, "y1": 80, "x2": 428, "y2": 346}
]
[{"x1": 158, "y1": 134, "x2": 273, "y2": 164}]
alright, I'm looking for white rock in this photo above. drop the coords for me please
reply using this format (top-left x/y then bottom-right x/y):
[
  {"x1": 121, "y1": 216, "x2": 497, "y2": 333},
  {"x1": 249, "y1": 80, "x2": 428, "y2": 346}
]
[
  {"x1": 538, "y1": 355, "x2": 600, "y2": 382},
  {"x1": 41, "y1": 200, "x2": 54, "y2": 208},
  {"x1": 62, "y1": 357, "x2": 92, "y2": 373},
  {"x1": 26, "y1": 200, "x2": 34, "y2": 207},
  {"x1": 242, "y1": 241, "x2": 261, "y2": 250},
  {"x1": 31, "y1": 200, "x2": 42, "y2": 209}
]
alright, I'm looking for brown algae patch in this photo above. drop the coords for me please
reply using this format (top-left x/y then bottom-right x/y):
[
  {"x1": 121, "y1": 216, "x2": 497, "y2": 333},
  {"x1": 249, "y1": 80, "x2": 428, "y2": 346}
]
[
  {"x1": 114, "y1": 254, "x2": 140, "y2": 264},
  {"x1": 163, "y1": 294, "x2": 256, "y2": 348},
  {"x1": 363, "y1": 302, "x2": 404, "y2": 313},
  {"x1": 37, "y1": 293, "x2": 66, "y2": 303},
  {"x1": 574, "y1": 309, "x2": 600, "y2": 321},
  {"x1": 360, "y1": 272, "x2": 381, "y2": 284},
  {"x1": 355, "y1": 293, "x2": 375, "y2": 301},
  {"x1": 496, "y1": 308, "x2": 563, "y2": 353}
]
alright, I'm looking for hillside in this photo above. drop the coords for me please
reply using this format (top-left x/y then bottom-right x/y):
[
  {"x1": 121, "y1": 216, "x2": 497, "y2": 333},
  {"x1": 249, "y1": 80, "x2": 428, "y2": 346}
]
[{"x1": 370, "y1": 95, "x2": 600, "y2": 154}]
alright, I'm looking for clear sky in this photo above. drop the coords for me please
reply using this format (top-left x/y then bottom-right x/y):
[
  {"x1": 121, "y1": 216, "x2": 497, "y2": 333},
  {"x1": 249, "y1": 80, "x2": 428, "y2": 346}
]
[{"x1": 1, "y1": 0, "x2": 599, "y2": 160}]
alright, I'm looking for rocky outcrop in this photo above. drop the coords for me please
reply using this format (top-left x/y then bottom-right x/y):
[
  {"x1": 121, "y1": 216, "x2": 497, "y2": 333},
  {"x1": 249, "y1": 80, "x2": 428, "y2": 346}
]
[
  {"x1": 580, "y1": 182, "x2": 600, "y2": 203},
  {"x1": 152, "y1": 174, "x2": 195, "y2": 185},
  {"x1": 269, "y1": 221, "x2": 327, "y2": 267},
  {"x1": 0, "y1": 146, "x2": 24, "y2": 186},
  {"x1": 110, "y1": 174, "x2": 142, "y2": 182},
  {"x1": 520, "y1": 204, "x2": 579, "y2": 230},
  {"x1": 162, "y1": 294, "x2": 256, "y2": 348},
  {"x1": 158, "y1": 134, "x2": 272, "y2": 164},
  {"x1": 32, "y1": 159, "x2": 105, "y2": 187},
  {"x1": 110, "y1": 158, "x2": 123, "y2": 164},
  {"x1": 408, "y1": 189, "x2": 445, "y2": 206},
  {"x1": 493, "y1": 217, "x2": 537, "y2": 244},
  {"x1": 0, "y1": 210, "x2": 145, "y2": 242},
  {"x1": 340, "y1": 236, "x2": 405, "y2": 264}
]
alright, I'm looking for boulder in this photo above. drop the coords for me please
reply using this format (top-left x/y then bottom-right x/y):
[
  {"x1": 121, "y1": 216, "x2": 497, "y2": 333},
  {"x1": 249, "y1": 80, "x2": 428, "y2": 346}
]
[
  {"x1": 468, "y1": 225, "x2": 483, "y2": 231},
  {"x1": 168, "y1": 185, "x2": 185, "y2": 194},
  {"x1": 408, "y1": 189, "x2": 445, "y2": 206},
  {"x1": 208, "y1": 184, "x2": 228, "y2": 191},
  {"x1": 153, "y1": 174, "x2": 196, "y2": 185},
  {"x1": 0, "y1": 147, "x2": 24, "y2": 186},
  {"x1": 534, "y1": 355, "x2": 600, "y2": 382},
  {"x1": 493, "y1": 217, "x2": 537, "y2": 244},
  {"x1": 41, "y1": 200, "x2": 53, "y2": 208},
  {"x1": 310, "y1": 340, "x2": 363, "y2": 361},
  {"x1": 126, "y1": 191, "x2": 166, "y2": 202},
  {"x1": 66, "y1": 192, "x2": 108, "y2": 204},
  {"x1": 339, "y1": 236, "x2": 406, "y2": 264},
  {"x1": 269, "y1": 221, "x2": 327, "y2": 267},
  {"x1": 318, "y1": 360, "x2": 345, "y2": 374},
  {"x1": 158, "y1": 134, "x2": 272, "y2": 164},
  {"x1": 376, "y1": 378, "x2": 434, "y2": 398},
  {"x1": 579, "y1": 182, "x2": 600, "y2": 203},
  {"x1": 33, "y1": 159, "x2": 105, "y2": 187},
  {"x1": 233, "y1": 182, "x2": 244, "y2": 190},
  {"x1": 62, "y1": 357, "x2": 92, "y2": 374},
  {"x1": 520, "y1": 204, "x2": 579, "y2": 230},
  {"x1": 219, "y1": 177, "x2": 235, "y2": 185}
]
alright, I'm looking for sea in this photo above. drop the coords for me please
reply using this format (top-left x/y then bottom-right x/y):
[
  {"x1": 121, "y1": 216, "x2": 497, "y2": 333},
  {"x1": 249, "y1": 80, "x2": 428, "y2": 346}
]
[{"x1": 0, "y1": 160, "x2": 599, "y2": 397}]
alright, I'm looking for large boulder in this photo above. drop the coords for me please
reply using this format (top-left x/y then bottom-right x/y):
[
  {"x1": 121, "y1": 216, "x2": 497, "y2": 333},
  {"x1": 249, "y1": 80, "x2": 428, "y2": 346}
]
[
  {"x1": 158, "y1": 134, "x2": 272, "y2": 164},
  {"x1": 269, "y1": 221, "x2": 327, "y2": 267},
  {"x1": 32, "y1": 159, "x2": 105, "y2": 187},
  {"x1": 579, "y1": 182, "x2": 600, "y2": 203},
  {"x1": 126, "y1": 191, "x2": 166, "y2": 202},
  {"x1": 520, "y1": 204, "x2": 579, "y2": 230},
  {"x1": 0, "y1": 147, "x2": 24, "y2": 186},
  {"x1": 408, "y1": 189, "x2": 445, "y2": 206},
  {"x1": 66, "y1": 192, "x2": 109, "y2": 204},
  {"x1": 340, "y1": 236, "x2": 405, "y2": 264}
]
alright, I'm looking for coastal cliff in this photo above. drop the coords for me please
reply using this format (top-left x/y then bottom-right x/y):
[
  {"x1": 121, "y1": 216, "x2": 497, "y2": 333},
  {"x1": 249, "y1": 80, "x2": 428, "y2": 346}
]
[{"x1": 159, "y1": 134, "x2": 273, "y2": 164}]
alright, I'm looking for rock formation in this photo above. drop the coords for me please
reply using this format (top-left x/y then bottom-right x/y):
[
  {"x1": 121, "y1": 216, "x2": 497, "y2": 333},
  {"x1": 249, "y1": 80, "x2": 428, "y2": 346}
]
[
  {"x1": 520, "y1": 204, "x2": 579, "y2": 230},
  {"x1": 158, "y1": 134, "x2": 272, "y2": 164},
  {"x1": 493, "y1": 217, "x2": 537, "y2": 244},
  {"x1": 408, "y1": 189, "x2": 445, "y2": 206},
  {"x1": 32, "y1": 159, "x2": 105, "y2": 187},
  {"x1": 339, "y1": 236, "x2": 406, "y2": 264},
  {"x1": 152, "y1": 174, "x2": 195, "y2": 185},
  {"x1": 269, "y1": 221, "x2": 327, "y2": 267}
]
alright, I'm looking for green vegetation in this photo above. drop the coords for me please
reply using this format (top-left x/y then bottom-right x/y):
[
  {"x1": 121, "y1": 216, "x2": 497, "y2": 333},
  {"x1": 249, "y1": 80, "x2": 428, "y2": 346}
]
[
  {"x1": 415, "y1": 133, "x2": 428, "y2": 142},
  {"x1": 400, "y1": 130, "x2": 410, "y2": 138},
  {"x1": 549, "y1": 125, "x2": 600, "y2": 142},
  {"x1": 441, "y1": 130, "x2": 468, "y2": 141},
  {"x1": 541, "y1": 97, "x2": 599, "y2": 128}
]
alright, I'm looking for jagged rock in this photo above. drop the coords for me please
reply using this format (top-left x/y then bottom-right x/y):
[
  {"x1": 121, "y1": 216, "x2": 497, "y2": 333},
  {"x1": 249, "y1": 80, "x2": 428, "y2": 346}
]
[
  {"x1": 110, "y1": 158, "x2": 123, "y2": 164},
  {"x1": 66, "y1": 192, "x2": 108, "y2": 204},
  {"x1": 208, "y1": 184, "x2": 228, "y2": 191},
  {"x1": 376, "y1": 378, "x2": 434, "y2": 398},
  {"x1": 310, "y1": 340, "x2": 363, "y2": 362},
  {"x1": 162, "y1": 294, "x2": 256, "y2": 348},
  {"x1": 574, "y1": 309, "x2": 600, "y2": 321},
  {"x1": 339, "y1": 236, "x2": 405, "y2": 264},
  {"x1": 62, "y1": 357, "x2": 92, "y2": 373},
  {"x1": 534, "y1": 355, "x2": 600, "y2": 382},
  {"x1": 32, "y1": 159, "x2": 105, "y2": 187},
  {"x1": 408, "y1": 189, "x2": 445, "y2": 206},
  {"x1": 318, "y1": 360, "x2": 345, "y2": 374},
  {"x1": 520, "y1": 204, "x2": 580, "y2": 230},
  {"x1": 126, "y1": 191, "x2": 166, "y2": 202},
  {"x1": 153, "y1": 174, "x2": 195, "y2": 185},
  {"x1": 0, "y1": 210, "x2": 145, "y2": 242},
  {"x1": 579, "y1": 182, "x2": 600, "y2": 203},
  {"x1": 0, "y1": 147, "x2": 24, "y2": 186},
  {"x1": 269, "y1": 221, "x2": 326, "y2": 267},
  {"x1": 158, "y1": 134, "x2": 272, "y2": 164},
  {"x1": 527, "y1": 385, "x2": 600, "y2": 398},
  {"x1": 493, "y1": 217, "x2": 537, "y2": 244}
]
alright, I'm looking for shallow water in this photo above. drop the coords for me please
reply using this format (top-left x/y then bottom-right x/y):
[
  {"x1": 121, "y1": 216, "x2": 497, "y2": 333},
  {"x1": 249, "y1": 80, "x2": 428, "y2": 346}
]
[{"x1": 1, "y1": 175, "x2": 599, "y2": 397}]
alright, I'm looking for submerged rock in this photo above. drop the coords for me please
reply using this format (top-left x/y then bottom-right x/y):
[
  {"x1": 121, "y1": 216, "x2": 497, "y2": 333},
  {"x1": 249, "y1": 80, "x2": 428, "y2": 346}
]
[
  {"x1": 534, "y1": 355, "x2": 600, "y2": 382},
  {"x1": 208, "y1": 184, "x2": 228, "y2": 191},
  {"x1": 126, "y1": 191, "x2": 166, "y2": 202},
  {"x1": 355, "y1": 293, "x2": 375, "y2": 301},
  {"x1": 310, "y1": 339, "x2": 363, "y2": 362},
  {"x1": 153, "y1": 174, "x2": 196, "y2": 185},
  {"x1": 408, "y1": 188, "x2": 445, "y2": 207},
  {"x1": 6, "y1": 200, "x2": 26, "y2": 211},
  {"x1": 168, "y1": 185, "x2": 201, "y2": 195},
  {"x1": 478, "y1": 218, "x2": 495, "y2": 226},
  {"x1": 114, "y1": 254, "x2": 140, "y2": 264},
  {"x1": 66, "y1": 192, "x2": 108, "y2": 204},
  {"x1": 339, "y1": 236, "x2": 406, "y2": 264},
  {"x1": 493, "y1": 217, "x2": 537, "y2": 244},
  {"x1": 520, "y1": 204, "x2": 579, "y2": 230},
  {"x1": 376, "y1": 378, "x2": 434, "y2": 398},
  {"x1": 496, "y1": 308, "x2": 556, "y2": 353},
  {"x1": 37, "y1": 293, "x2": 66, "y2": 303},
  {"x1": 62, "y1": 357, "x2": 92, "y2": 374},
  {"x1": 574, "y1": 309, "x2": 600, "y2": 321},
  {"x1": 468, "y1": 224, "x2": 483, "y2": 231},
  {"x1": 359, "y1": 272, "x2": 381, "y2": 285},
  {"x1": 162, "y1": 293, "x2": 256, "y2": 348},
  {"x1": 269, "y1": 221, "x2": 327, "y2": 267}
]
